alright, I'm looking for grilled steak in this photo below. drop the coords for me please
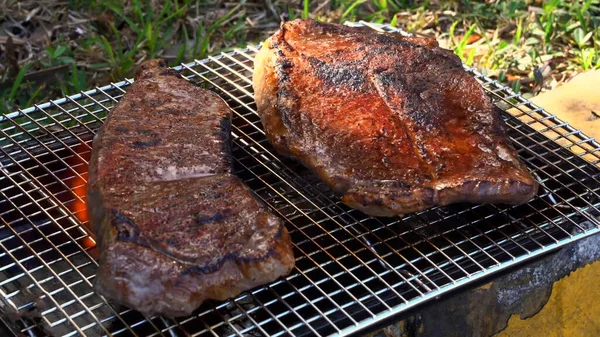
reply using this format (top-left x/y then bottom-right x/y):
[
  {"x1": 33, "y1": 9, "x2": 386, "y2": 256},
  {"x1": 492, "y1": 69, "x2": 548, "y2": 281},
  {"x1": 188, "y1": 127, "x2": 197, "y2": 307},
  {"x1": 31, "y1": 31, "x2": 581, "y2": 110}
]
[
  {"x1": 87, "y1": 59, "x2": 294, "y2": 318},
  {"x1": 253, "y1": 19, "x2": 538, "y2": 217}
]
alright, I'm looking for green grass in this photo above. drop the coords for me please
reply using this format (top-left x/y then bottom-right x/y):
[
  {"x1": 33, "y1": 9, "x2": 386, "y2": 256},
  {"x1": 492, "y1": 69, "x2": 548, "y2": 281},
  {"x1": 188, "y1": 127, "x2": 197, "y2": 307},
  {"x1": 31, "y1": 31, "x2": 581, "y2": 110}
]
[{"x1": 1, "y1": 0, "x2": 599, "y2": 114}]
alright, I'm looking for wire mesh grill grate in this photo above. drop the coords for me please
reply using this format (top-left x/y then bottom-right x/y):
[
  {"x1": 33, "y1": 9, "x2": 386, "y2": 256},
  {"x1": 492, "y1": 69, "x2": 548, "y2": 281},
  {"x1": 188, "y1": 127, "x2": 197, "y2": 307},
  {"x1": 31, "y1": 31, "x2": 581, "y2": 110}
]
[{"x1": 1, "y1": 21, "x2": 600, "y2": 337}]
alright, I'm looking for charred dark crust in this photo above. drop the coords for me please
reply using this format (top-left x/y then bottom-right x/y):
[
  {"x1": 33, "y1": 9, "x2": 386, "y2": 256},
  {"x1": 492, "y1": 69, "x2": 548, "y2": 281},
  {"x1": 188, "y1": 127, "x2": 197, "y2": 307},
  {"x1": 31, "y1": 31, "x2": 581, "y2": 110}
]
[
  {"x1": 275, "y1": 89, "x2": 295, "y2": 132},
  {"x1": 272, "y1": 35, "x2": 301, "y2": 145},
  {"x1": 307, "y1": 57, "x2": 365, "y2": 91},
  {"x1": 374, "y1": 34, "x2": 402, "y2": 45},
  {"x1": 131, "y1": 139, "x2": 162, "y2": 149},
  {"x1": 300, "y1": 19, "x2": 354, "y2": 36},
  {"x1": 112, "y1": 210, "x2": 141, "y2": 243}
]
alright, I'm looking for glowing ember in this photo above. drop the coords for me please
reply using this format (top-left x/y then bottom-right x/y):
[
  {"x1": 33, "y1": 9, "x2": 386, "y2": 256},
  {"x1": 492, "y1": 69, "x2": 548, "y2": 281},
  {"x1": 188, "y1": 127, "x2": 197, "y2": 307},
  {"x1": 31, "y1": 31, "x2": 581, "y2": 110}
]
[
  {"x1": 81, "y1": 236, "x2": 97, "y2": 250},
  {"x1": 69, "y1": 143, "x2": 91, "y2": 224}
]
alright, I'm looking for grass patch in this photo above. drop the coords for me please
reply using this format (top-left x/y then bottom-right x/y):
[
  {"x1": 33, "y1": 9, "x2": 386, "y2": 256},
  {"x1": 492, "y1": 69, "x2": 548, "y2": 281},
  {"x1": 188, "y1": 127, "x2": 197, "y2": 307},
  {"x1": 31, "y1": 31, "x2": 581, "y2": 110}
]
[{"x1": 0, "y1": 0, "x2": 599, "y2": 114}]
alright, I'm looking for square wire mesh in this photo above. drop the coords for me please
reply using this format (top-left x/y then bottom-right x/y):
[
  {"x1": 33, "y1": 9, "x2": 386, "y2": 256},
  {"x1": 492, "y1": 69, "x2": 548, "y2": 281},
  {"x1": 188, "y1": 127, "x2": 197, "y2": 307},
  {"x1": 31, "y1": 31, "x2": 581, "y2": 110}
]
[{"x1": 1, "y1": 21, "x2": 600, "y2": 337}]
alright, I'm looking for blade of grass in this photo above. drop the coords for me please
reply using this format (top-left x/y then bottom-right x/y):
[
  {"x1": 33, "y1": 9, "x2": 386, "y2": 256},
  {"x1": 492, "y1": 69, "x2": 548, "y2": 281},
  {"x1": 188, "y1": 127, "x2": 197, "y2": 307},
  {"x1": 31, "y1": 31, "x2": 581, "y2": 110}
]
[
  {"x1": 99, "y1": 35, "x2": 115, "y2": 66},
  {"x1": 466, "y1": 48, "x2": 476, "y2": 66},
  {"x1": 375, "y1": 0, "x2": 388, "y2": 11},
  {"x1": 107, "y1": 3, "x2": 142, "y2": 36},
  {"x1": 156, "y1": 5, "x2": 188, "y2": 26},
  {"x1": 544, "y1": 13, "x2": 554, "y2": 44},
  {"x1": 390, "y1": 14, "x2": 398, "y2": 27},
  {"x1": 513, "y1": 18, "x2": 523, "y2": 45},
  {"x1": 24, "y1": 84, "x2": 44, "y2": 108},
  {"x1": 342, "y1": 0, "x2": 366, "y2": 21},
  {"x1": 449, "y1": 21, "x2": 460, "y2": 47},
  {"x1": 108, "y1": 22, "x2": 123, "y2": 55},
  {"x1": 208, "y1": 4, "x2": 241, "y2": 32},
  {"x1": 225, "y1": 17, "x2": 245, "y2": 40},
  {"x1": 158, "y1": 0, "x2": 171, "y2": 19},
  {"x1": 145, "y1": 22, "x2": 155, "y2": 56},
  {"x1": 456, "y1": 23, "x2": 477, "y2": 60},
  {"x1": 9, "y1": 64, "x2": 32, "y2": 101},
  {"x1": 197, "y1": 33, "x2": 212, "y2": 59},
  {"x1": 512, "y1": 79, "x2": 521, "y2": 94},
  {"x1": 192, "y1": 22, "x2": 204, "y2": 56},
  {"x1": 175, "y1": 43, "x2": 186, "y2": 65},
  {"x1": 179, "y1": 23, "x2": 190, "y2": 62},
  {"x1": 302, "y1": 0, "x2": 309, "y2": 19}
]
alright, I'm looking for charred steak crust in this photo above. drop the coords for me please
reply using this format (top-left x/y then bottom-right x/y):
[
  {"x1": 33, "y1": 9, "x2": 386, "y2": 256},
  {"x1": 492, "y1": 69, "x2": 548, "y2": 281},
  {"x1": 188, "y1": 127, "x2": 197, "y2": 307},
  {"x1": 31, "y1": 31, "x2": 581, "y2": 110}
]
[
  {"x1": 87, "y1": 59, "x2": 294, "y2": 318},
  {"x1": 253, "y1": 19, "x2": 539, "y2": 217}
]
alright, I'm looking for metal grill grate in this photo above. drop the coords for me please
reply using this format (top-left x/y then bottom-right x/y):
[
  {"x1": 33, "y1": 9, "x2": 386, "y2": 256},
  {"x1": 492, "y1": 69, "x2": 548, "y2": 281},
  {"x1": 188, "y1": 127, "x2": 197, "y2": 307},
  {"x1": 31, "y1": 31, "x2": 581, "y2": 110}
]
[{"x1": 1, "y1": 21, "x2": 600, "y2": 337}]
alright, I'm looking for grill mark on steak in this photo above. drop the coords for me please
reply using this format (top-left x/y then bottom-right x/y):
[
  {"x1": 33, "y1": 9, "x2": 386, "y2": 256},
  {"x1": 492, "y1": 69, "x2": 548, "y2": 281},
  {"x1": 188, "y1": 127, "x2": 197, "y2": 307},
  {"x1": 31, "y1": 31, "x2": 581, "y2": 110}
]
[
  {"x1": 253, "y1": 19, "x2": 539, "y2": 217},
  {"x1": 370, "y1": 64, "x2": 439, "y2": 184},
  {"x1": 87, "y1": 59, "x2": 295, "y2": 317},
  {"x1": 131, "y1": 139, "x2": 161, "y2": 149}
]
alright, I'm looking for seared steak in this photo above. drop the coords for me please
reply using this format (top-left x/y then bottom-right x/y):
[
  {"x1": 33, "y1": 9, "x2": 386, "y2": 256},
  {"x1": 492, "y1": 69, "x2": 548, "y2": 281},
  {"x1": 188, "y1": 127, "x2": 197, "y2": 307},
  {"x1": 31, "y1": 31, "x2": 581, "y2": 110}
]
[
  {"x1": 87, "y1": 59, "x2": 294, "y2": 318},
  {"x1": 253, "y1": 19, "x2": 539, "y2": 217}
]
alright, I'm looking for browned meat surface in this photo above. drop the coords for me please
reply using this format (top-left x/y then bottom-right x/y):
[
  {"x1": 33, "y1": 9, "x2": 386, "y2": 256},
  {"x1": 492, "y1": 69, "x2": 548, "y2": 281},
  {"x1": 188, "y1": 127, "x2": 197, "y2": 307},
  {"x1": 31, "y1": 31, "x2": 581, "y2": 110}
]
[
  {"x1": 253, "y1": 19, "x2": 539, "y2": 217},
  {"x1": 87, "y1": 59, "x2": 294, "y2": 318}
]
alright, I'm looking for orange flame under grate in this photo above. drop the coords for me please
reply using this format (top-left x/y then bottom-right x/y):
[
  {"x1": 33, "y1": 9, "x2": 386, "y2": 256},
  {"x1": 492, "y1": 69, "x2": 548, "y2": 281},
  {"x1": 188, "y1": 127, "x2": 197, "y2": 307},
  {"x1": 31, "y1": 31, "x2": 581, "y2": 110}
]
[
  {"x1": 68, "y1": 143, "x2": 93, "y2": 250},
  {"x1": 70, "y1": 143, "x2": 90, "y2": 223}
]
